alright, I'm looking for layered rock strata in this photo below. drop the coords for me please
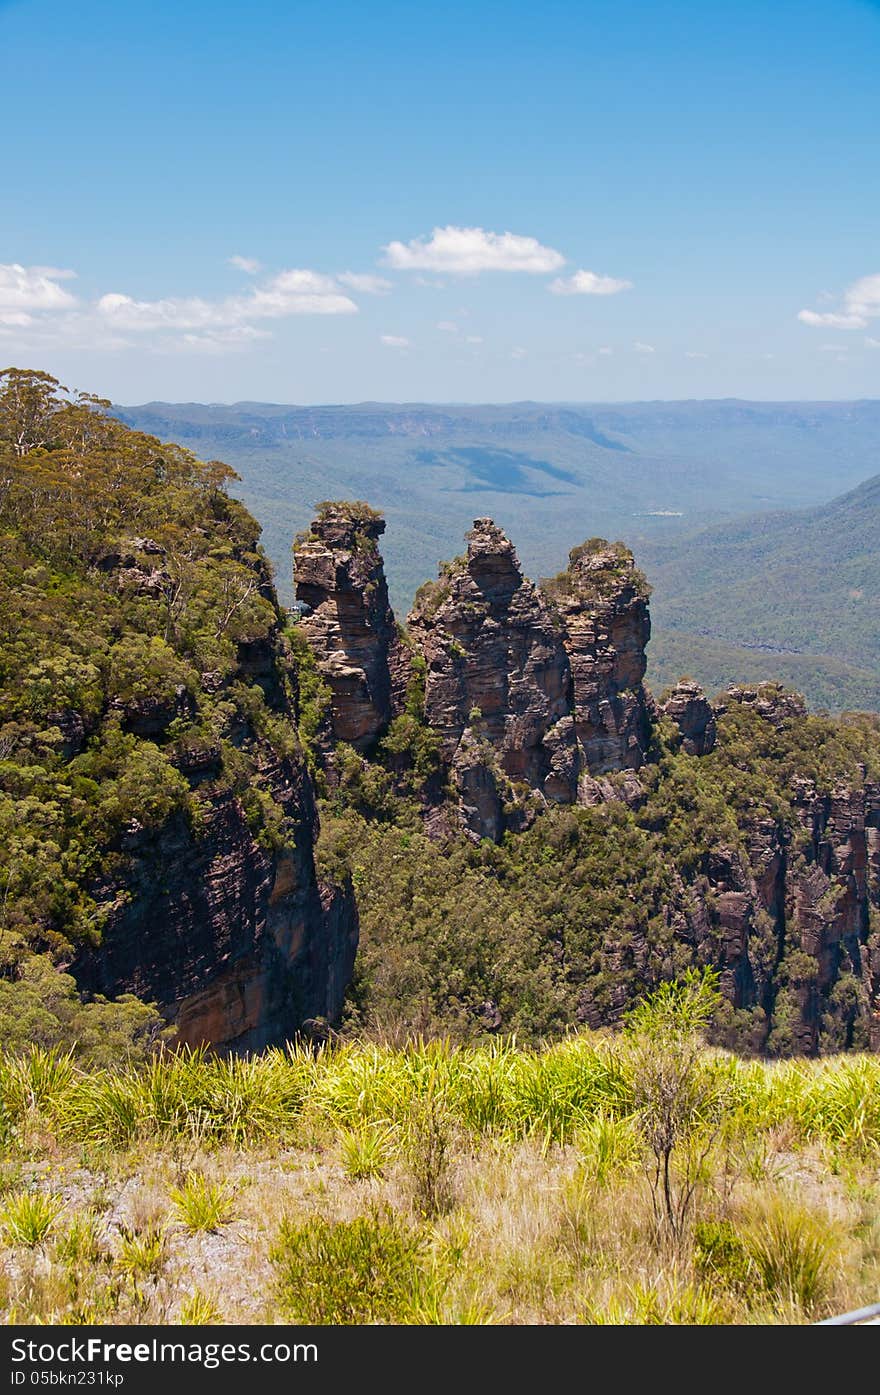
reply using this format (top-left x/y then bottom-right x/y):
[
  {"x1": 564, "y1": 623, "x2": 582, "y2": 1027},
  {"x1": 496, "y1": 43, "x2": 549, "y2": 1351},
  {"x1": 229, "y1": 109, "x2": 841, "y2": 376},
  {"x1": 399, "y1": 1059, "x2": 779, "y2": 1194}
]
[
  {"x1": 546, "y1": 540, "x2": 655, "y2": 795},
  {"x1": 659, "y1": 687, "x2": 880, "y2": 1052}
]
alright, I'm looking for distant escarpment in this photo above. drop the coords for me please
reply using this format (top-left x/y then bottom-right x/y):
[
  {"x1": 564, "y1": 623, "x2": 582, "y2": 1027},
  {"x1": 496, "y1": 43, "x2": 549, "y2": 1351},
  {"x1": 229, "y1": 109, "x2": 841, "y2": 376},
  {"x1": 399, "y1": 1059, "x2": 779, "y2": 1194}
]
[
  {"x1": 292, "y1": 502, "x2": 880, "y2": 1055},
  {"x1": 0, "y1": 371, "x2": 355, "y2": 1054}
]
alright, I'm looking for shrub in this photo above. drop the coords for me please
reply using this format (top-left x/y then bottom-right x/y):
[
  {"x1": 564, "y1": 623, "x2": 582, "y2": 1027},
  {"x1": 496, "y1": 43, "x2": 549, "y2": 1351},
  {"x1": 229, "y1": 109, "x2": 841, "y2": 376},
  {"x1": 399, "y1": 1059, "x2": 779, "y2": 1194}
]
[
  {"x1": 404, "y1": 1088, "x2": 456, "y2": 1218},
  {"x1": 271, "y1": 1209, "x2": 426, "y2": 1324},
  {"x1": 693, "y1": 1217, "x2": 755, "y2": 1296},
  {"x1": 625, "y1": 970, "x2": 730, "y2": 1245}
]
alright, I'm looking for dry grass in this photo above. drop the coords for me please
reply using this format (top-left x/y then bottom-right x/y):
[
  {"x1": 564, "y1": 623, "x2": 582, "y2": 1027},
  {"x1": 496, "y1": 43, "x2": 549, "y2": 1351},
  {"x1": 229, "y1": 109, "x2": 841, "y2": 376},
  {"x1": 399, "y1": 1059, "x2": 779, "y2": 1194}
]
[{"x1": 0, "y1": 1034, "x2": 879, "y2": 1325}]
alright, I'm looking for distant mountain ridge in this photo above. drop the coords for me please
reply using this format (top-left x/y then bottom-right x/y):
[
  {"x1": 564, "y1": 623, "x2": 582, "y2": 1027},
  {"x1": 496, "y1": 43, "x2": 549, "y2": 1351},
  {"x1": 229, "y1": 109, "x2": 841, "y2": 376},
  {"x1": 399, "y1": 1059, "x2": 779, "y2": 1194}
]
[
  {"x1": 643, "y1": 471, "x2": 880, "y2": 710},
  {"x1": 116, "y1": 398, "x2": 880, "y2": 711}
]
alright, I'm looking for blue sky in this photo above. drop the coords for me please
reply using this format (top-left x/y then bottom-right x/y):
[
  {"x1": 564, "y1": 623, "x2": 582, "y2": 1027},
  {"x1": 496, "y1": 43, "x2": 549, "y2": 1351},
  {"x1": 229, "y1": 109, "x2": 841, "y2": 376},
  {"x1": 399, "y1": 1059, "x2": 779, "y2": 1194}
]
[{"x1": 1, "y1": 0, "x2": 878, "y2": 403}]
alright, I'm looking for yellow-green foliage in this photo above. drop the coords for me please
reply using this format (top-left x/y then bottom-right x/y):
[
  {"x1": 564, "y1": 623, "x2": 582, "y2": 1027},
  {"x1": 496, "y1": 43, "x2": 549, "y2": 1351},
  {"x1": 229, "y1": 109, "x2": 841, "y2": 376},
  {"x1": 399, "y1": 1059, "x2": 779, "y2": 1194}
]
[{"x1": 1, "y1": 1030, "x2": 878, "y2": 1157}]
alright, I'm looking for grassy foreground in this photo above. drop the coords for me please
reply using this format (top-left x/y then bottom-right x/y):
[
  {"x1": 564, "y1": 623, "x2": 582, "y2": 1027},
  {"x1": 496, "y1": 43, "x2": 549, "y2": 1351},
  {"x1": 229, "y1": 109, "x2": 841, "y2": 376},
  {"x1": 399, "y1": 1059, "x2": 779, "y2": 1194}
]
[{"x1": 1, "y1": 997, "x2": 879, "y2": 1324}]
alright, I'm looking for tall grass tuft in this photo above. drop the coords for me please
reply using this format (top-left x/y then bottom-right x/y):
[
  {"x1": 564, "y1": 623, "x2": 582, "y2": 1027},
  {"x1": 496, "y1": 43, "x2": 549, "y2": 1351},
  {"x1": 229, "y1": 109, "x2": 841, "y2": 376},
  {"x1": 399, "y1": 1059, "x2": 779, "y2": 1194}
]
[
  {"x1": 179, "y1": 1291, "x2": 225, "y2": 1324},
  {"x1": 1, "y1": 1191, "x2": 64, "y2": 1247},
  {"x1": 746, "y1": 1199, "x2": 835, "y2": 1315},
  {"x1": 170, "y1": 1174, "x2": 235, "y2": 1233},
  {"x1": 115, "y1": 1225, "x2": 167, "y2": 1282},
  {"x1": 338, "y1": 1123, "x2": 397, "y2": 1181}
]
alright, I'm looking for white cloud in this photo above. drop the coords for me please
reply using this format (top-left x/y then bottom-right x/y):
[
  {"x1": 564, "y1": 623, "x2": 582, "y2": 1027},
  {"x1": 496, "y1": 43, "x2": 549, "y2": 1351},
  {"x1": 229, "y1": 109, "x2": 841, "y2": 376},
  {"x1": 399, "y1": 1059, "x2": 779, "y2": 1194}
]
[
  {"x1": 798, "y1": 309, "x2": 867, "y2": 330},
  {"x1": 228, "y1": 254, "x2": 261, "y2": 274},
  {"x1": 465, "y1": 335, "x2": 483, "y2": 344},
  {"x1": 511, "y1": 346, "x2": 527, "y2": 360},
  {"x1": 819, "y1": 343, "x2": 847, "y2": 353},
  {"x1": 380, "y1": 334, "x2": 409, "y2": 348},
  {"x1": 798, "y1": 272, "x2": 880, "y2": 331},
  {"x1": 383, "y1": 225, "x2": 565, "y2": 275},
  {"x1": 685, "y1": 351, "x2": 707, "y2": 359},
  {"x1": 97, "y1": 268, "x2": 358, "y2": 334},
  {"x1": 847, "y1": 273, "x2": 880, "y2": 317},
  {"x1": 866, "y1": 336, "x2": 880, "y2": 348},
  {"x1": 0, "y1": 263, "x2": 77, "y2": 323},
  {"x1": 598, "y1": 346, "x2": 613, "y2": 356},
  {"x1": 337, "y1": 271, "x2": 392, "y2": 295},
  {"x1": 548, "y1": 269, "x2": 632, "y2": 296},
  {"x1": 634, "y1": 341, "x2": 655, "y2": 354},
  {"x1": 436, "y1": 320, "x2": 458, "y2": 332}
]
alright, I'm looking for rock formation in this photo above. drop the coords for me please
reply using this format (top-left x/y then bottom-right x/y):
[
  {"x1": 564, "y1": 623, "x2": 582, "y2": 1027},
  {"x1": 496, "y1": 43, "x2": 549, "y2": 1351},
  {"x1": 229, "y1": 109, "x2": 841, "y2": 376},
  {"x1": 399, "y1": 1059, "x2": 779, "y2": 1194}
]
[
  {"x1": 293, "y1": 503, "x2": 398, "y2": 752},
  {"x1": 660, "y1": 680, "x2": 717, "y2": 755},
  {"x1": 660, "y1": 686, "x2": 880, "y2": 1052},
  {"x1": 407, "y1": 519, "x2": 571, "y2": 810},
  {"x1": 406, "y1": 522, "x2": 657, "y2": 835},
  {"x1": 288, "y1": 510, "x2": 880, "y2": 1052},
  {"x1": 544, "y1": 539, "x2": 655, "y2": 794}
]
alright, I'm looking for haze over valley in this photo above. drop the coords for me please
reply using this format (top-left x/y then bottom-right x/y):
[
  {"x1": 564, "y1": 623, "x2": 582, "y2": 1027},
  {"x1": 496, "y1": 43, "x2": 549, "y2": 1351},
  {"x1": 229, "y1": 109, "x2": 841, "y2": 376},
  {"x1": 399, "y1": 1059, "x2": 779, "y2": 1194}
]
[{"x1": 119, "y1": 397, "x2": 880, "y2": 710}]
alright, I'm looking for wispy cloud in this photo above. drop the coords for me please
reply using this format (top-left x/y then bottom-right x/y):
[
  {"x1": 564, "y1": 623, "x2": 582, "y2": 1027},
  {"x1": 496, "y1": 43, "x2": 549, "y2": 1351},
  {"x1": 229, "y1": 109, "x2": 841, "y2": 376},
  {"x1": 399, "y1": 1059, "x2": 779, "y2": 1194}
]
[
  {"x1": 634, "y1": 341, "x2": 655, "y2": 354},
  {"x1": 436, "y1": 320, "x2": 458, "y2": 332},
  {"x1": 797, "y1": 272, "x2": 880, "y2": 330},
  {"x1": 161, "y1": 326, "x2": 271, "y2": 355},
  {"x1": 866, "y1": 336, "x2": 880, "y2": 349},
  {"x1": 685, "y1": 350, "x2": 707, "y2": 359},
  {"x1": 549, "y1": 269, "x2": 632, "y2": 296},
  {"x1": 337, "y1": 271, "x2": 392, "y2": 295},
  {"x1": 383, "y1": 225, "x2": 565, "y2": 274},
  {"x1": 228, "y1": 254, "x2": 261, "y2": 274},
  {"x1": 379, "y1": 334, "x2": 409, "y2": 348},
  {"x1": 97, "y1": 269, "x2": 358, "y2": 333},
  {"x1": 511, "y1": 346, "x2": 528, "y2": 359}
]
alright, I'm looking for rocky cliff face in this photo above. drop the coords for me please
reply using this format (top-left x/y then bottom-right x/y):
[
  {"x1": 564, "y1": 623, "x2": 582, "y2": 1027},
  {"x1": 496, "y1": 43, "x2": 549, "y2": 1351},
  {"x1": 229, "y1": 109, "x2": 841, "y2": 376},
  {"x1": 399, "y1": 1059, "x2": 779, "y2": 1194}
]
[
  {"x1": 293, "y1": 505, "x2": 399, "y2": 753},
  {"x1": 653, "y1": 687, "x2": 880, "y2": 1053},
  {"x1": 75, "y1": 736, "x2": 358, "y2": 1052},
  {"x1": 660, "y1": 680, "x2": 717, "y2": 756},
  {"x1": 73, "y1": 573, "x2": 358, "y2": 1053},
  {"x1": 288, "y1": 509, "x2": 879, "y2": 1054}
]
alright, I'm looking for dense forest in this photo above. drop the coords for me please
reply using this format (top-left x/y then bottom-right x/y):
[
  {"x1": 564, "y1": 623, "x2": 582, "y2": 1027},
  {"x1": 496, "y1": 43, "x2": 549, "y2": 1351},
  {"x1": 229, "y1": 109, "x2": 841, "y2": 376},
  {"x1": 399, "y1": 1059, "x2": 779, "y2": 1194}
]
[{"x1": 0, "y1": 368, "x2": 336, "y2": 1059}]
